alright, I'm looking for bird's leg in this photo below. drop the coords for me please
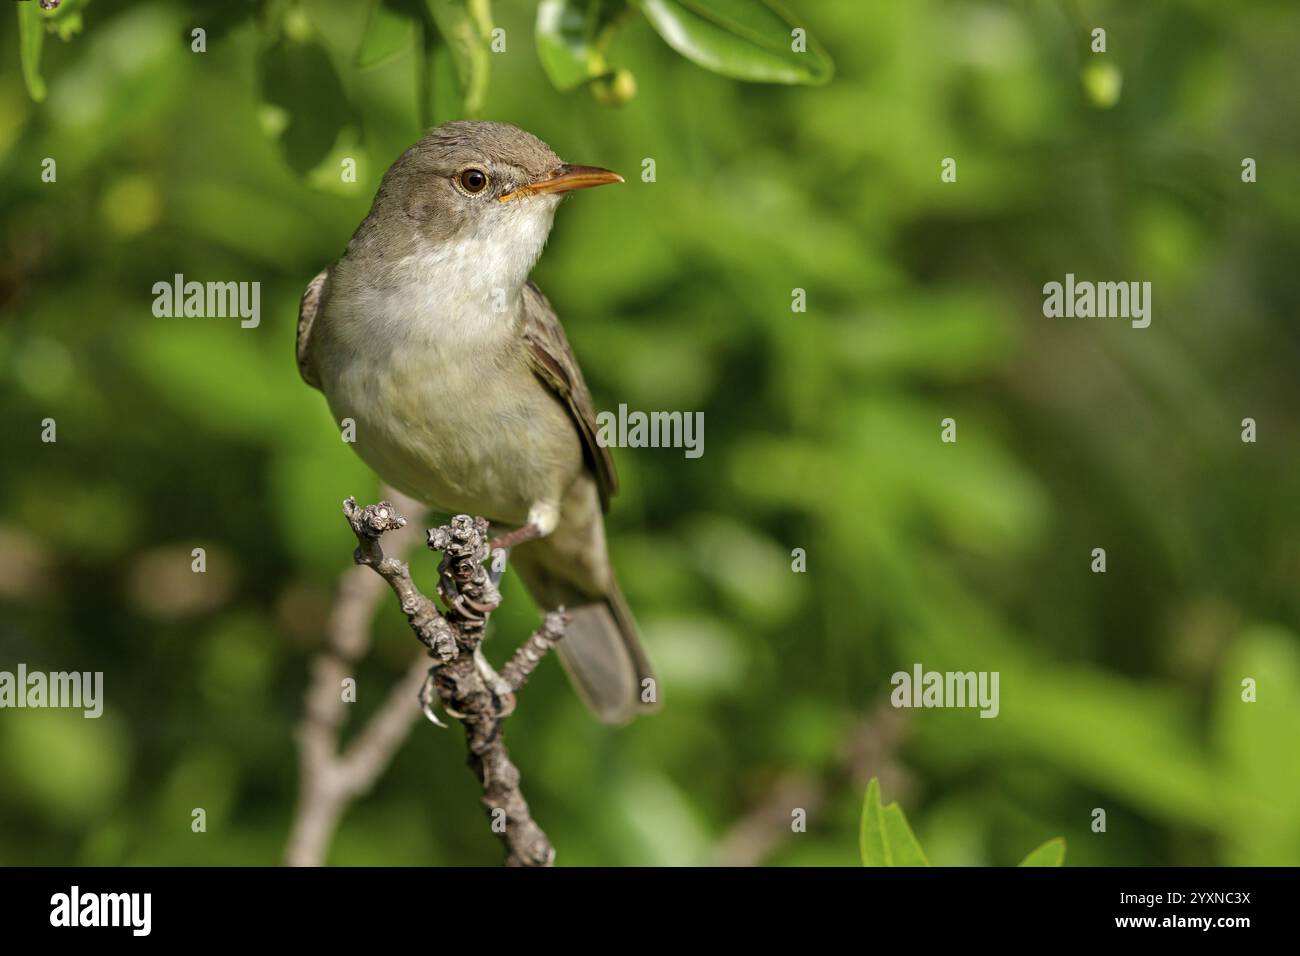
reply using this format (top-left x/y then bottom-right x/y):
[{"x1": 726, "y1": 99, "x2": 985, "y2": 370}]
[
  {"x1": 488, "y1": 503, "x2": 558, "y2": 580},
  {"x1": 488, "y1": 522, "x2": 542, "y2": 553}
]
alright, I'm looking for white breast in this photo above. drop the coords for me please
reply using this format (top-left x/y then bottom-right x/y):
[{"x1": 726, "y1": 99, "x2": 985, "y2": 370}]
[{"x1": 315, "y1": 217, "x2": 582, "y2": 523}]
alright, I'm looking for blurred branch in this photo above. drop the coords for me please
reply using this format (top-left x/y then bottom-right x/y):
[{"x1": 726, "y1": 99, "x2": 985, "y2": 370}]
[
  {"x1": 713, "y1": 701, "x2": 909, "y2": 866},
  {"x1": 288, "y1": 495, "x2": 567, "y2": 867},
  {"x1": 284, "y1": 489, "x2": 428, "y2": 868}
]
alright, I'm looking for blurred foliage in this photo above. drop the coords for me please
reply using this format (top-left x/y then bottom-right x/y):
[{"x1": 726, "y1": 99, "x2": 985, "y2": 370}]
[{"x1": 1, "y1": 0, "x2": 1298, "y2": 867}]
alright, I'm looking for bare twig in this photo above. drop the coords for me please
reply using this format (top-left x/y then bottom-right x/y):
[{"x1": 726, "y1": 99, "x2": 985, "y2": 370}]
[
  {"x1": 339, "y1": 498, "x2": 566, "y2": 867},
  {"x1": 501, "y1": 610, "x2": 566, "y2": 692}
]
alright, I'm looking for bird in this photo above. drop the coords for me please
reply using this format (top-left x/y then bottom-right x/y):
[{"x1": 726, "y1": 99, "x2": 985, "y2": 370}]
[{"x1": 296, "y1": 120, "x2": 656, "y2": 724}]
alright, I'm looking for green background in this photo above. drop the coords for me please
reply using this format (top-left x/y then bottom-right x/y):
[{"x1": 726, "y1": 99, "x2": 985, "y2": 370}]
[{"x1": 1, "y1": 0, "x2": 1298, "y2": 866}]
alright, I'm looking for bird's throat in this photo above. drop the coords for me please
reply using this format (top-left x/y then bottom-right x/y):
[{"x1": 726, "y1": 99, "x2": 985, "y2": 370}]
[{"x1": 398, "y1": 201, "x2": 556, "y2": 344}]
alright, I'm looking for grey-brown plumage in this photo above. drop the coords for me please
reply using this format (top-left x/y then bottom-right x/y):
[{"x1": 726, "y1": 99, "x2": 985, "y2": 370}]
[{"x1": 297, "y1": 121, "x2": 656, "y2": 724}]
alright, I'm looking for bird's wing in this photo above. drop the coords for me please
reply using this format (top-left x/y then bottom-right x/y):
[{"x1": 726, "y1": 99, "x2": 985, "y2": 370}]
[
  {"x1": 296, "y1": 268, "x2": 329, "y2": 390},
  {"x1": 521, "y1": 279, "x2": 618, "y2": 510}
]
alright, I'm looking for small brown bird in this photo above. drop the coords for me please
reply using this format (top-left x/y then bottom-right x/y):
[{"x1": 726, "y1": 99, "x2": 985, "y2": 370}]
[{"x1": 296, "y1": 121, "x2": 656, "y2": 723}]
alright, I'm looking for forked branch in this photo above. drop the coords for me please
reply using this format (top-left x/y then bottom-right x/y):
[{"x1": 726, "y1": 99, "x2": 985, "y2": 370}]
[{"x1": 340, "y1": 497, "x2": 566, "y2": 866}]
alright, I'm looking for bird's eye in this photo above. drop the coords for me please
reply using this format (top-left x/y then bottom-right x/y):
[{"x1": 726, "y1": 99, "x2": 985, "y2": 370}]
[{"x1": 459, "y1": 168, "x2": 489, "y2": 193}]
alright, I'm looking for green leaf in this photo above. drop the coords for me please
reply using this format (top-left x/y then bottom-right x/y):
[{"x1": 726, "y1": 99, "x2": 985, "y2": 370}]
[
  {"x1": 46, "y1": 0, "x2": 89, "y2": 41},
  {"x1": 419, "y1": 25, "x2": 460, "y2": 126},
  {"x1": 14, "y1": 0, "x2": 89, "y2": 99},
  {"x1": 1018, "y1": 838, "x2": 1067, "y2": 867},
  {"x1": 536, "y1": 0, "x2": 603, "y2": 91},
  {"x1": 881, "y1": 804, "x2": 930, "y2": 866},
  {"x1": 356, "y1": 0, "x2": 416, "y2": 69},
  {"x1": 635, "y1": 0, "x2": 832, "y2": 85},
  {"x1": 860, "y1": 777, "x2": 930, "y2": 866},
  {"x1": 425, "y1": 0, "x2": 491, "y2": 115},
  {"x1": 859, "y1": 778, "x2": 888, "y2": 866},
  {"x1": 536, "y1": 0, "x2": 594, "y2": 90},
  {"x1": 1211, "y1": 627, "x2": 1300, "y2": 865},
  {"x1": 258, "y1": 37, "x2": 351, "y2": 174},
  {"x1": 18, "y1": 2, "x2": 47, "y2": 103}
]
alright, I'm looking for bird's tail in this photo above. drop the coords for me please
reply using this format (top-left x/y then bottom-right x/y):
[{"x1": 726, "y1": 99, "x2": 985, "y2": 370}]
[
  {"x1": 552, "y1": 578, "x2": 659, "y2": 724},
  {"x1": 509, "y1": 543, "x2": 658, "y2": 725}
]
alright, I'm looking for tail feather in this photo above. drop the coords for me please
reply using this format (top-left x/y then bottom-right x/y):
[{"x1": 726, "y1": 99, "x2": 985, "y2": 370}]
[
  {"x1": 504, "y1": 474, "x2": 657, "y2": 724},
  {"x1": 509, "y1": 543, "x2": 657, "y2": 724},
  {"x1": 552, "y1": 581, "x2": 658, "y2": 724}
]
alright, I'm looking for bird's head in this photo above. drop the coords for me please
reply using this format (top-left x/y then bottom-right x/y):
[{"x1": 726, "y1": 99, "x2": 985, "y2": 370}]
[{"x1": 360, "y1": 121, "x2": 622, "y2": 295}]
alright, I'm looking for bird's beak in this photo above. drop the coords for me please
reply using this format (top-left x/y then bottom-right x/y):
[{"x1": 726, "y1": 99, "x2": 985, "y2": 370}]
[{"x1": 499, "y1": 164, "x2": 624, "y2": 202}]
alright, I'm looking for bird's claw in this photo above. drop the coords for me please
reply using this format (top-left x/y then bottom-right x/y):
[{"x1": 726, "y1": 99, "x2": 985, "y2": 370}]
[{"x1": 419, "y1": 669, "x2": 448, "y2": 729}]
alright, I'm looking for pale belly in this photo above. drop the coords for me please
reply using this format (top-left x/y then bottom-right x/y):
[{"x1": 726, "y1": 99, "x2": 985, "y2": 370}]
[{"x1": 318, "y1": 332, "x2": 583, "y2": 526}]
